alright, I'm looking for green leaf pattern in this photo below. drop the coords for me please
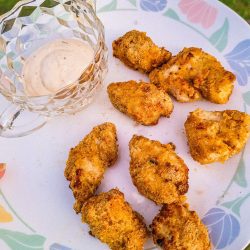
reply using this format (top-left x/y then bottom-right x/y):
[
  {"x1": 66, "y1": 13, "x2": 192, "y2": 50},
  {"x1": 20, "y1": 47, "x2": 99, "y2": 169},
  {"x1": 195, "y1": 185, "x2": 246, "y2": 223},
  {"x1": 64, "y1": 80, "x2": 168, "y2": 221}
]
[
  {"x1": 209, "y1": 18, "x2": 229, "y2": 52},
  {"x1": 0, "y1": 229, "x2": 45, "y2": 250},
  {"x1": 98, "y1": 0, "x2": 117, "y2": 13},
  {"x1": 163, "y1": 8, "x2": 180, "y2": 21},
  {"x1": 127, "y1": 0, "x2": 136, "y2": 7},
  {"x1": 243, "y1": 91, "x2": 250, "y2": 106},
  {"x1": 221, "y1": 193, "x2": 250, "y2": 217},
  {"x1": 233, "y1": 157, "x2": 247, "y2": 188}
]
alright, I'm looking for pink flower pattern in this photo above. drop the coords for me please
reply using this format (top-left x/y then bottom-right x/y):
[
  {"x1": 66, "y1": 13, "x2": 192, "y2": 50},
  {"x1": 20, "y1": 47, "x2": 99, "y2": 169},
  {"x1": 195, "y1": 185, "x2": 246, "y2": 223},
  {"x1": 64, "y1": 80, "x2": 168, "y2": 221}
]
[
  {"x1": 0, "y1": 163, "x2": 6, "y2": 179},
  {"x1": 179, "y1": 0, "x2": 218, "y2": 29}
]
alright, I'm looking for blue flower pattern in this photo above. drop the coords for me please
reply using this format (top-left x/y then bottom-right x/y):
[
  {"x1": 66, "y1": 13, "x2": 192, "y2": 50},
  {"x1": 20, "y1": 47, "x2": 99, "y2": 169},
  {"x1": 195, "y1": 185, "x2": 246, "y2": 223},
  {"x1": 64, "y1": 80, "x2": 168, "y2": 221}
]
[
  {"x1": 225, "y1": 39, "x2": 250, "y2": 86},
  {"x1": 202, "y1": 208, "x2": 240, "y2": 249},
  {"x1": 50, "y1": 243, "x2": 72, "y2": 250},
  {"x1": 140, "y1": 0, "x2": 167, "y2": 12}
]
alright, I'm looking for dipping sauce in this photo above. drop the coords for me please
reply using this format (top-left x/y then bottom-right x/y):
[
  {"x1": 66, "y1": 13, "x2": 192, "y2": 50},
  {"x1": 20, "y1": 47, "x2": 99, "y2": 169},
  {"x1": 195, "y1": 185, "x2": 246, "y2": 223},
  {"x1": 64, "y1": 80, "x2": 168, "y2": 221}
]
[{"x1": 22, "y1": 39, "x2": 94, "y2": 96}]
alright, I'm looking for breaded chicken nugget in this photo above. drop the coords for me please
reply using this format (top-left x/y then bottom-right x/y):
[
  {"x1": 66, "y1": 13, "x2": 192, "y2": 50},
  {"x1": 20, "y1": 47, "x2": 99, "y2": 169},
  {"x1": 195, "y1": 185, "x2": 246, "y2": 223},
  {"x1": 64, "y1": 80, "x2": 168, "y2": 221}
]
[
  {"x1": 65, "y1": 123, "x2": 118, "y2": 213},
  {"x1": 107, "y1": 81, "x2": 173, "y2": 126},
  {"x1": 113, "y1": 30, "x2": 172, "y2": 73},
  {"x1": 149, "y1": 47, "x2": 235, "y2": 103},
  {"x1": 129, "y1": 135, "x2": 189, "y2": 204},
  {"x1": 185, "y1": 109, "x2": 250, "y2": 164},
  {"x1": 151, "y1": 203, "x2": 211, "y2": 250},
  {"x1": 82, "y1": 189, "x2": 148, "y2": 250}
]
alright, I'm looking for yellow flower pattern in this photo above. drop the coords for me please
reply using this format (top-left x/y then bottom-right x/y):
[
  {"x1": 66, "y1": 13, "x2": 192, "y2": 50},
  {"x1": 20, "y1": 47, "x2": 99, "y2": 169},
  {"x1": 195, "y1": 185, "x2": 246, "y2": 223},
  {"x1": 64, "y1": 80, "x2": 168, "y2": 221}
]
[{"x1": 0, "y1": 205, "x2": 13, "y2": 223}]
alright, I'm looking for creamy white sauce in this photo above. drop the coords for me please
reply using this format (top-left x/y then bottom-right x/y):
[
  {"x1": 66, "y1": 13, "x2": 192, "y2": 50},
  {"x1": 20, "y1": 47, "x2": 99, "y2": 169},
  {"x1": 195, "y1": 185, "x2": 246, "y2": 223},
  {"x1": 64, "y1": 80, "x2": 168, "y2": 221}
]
[{"x1": 22, "y1": 39, "x2": 94, "y2": 96}]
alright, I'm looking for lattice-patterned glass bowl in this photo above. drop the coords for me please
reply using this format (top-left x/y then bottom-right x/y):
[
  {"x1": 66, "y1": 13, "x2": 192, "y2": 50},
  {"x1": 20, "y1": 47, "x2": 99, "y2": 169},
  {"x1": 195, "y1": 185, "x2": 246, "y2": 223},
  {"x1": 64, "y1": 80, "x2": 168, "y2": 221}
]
[{"x1": 0, "y1": 0, "x2": 107, "y2": 137}]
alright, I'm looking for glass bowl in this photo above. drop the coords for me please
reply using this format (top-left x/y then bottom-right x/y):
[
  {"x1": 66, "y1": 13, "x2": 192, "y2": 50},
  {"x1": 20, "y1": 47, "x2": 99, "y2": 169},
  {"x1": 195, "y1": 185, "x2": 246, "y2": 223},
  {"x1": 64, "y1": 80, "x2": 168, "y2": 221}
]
[{"x1": 0, "y1": 0, "x2": 108, "y2": 137}]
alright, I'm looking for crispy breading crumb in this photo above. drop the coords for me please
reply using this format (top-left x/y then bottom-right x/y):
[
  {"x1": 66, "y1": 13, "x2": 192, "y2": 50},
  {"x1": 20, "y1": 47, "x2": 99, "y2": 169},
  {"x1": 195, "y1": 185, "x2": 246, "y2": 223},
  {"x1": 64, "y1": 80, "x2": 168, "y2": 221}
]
[
  {"x1": 82, "y1": 189, "x2": 148, "y2": 250},
  {"x1": 107, "y1": 81, "x2": 173, "y2": 125},
  {"x1": 184, "y1": 109, "x2": 250, "y2": 164},
  {"x1": 113, "y1": 30, "x2": 172, "y2": 73},
  {"x1": 129, "y1": 135, "x2": 189, "y2": 204},
  {"x1": 64, "y1": 123, "x2": 118, "y2": 213},
  {"x1": 151, "y1": 203, "x2": 211, "y2": 250},
  {"x1": 149, "y1": 47, "x2": 235, "y2": 103}
]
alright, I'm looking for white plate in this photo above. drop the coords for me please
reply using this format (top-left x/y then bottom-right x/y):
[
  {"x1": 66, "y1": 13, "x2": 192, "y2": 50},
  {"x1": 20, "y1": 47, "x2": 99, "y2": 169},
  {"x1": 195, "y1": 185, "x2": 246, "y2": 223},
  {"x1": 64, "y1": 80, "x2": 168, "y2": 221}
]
[{"x1": 0, "y1": 0, "x2": 250, "y2": 249}]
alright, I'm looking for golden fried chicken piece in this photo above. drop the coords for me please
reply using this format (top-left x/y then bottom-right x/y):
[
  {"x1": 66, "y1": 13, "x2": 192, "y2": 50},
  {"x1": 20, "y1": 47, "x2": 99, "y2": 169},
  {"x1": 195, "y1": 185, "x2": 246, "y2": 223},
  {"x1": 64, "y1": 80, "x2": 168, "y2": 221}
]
[
  {"x1": 129, "y1": 135, "x2": 189, "y2": 204},
  {"x1": 149, "y1": 47, "x2": 235, "y2": 103},
  {"x1": 107, "y1": 81, "x2": 173, "y2": 126},
  {"x1": 113, "y1": 30, "x2": 172, "y2": 73},
  {"x1": 185, "y1": 109, "x2": 250, "y2": 164},
  {"x1": 64, "y1": 123, "x2": 118, "y2": 213},
  {"x1": 82, "y1": 189, "x2": 148, "y2": 250},
  {"x1": 151, "y1": 203, "x2": 211, "y2": 250}
]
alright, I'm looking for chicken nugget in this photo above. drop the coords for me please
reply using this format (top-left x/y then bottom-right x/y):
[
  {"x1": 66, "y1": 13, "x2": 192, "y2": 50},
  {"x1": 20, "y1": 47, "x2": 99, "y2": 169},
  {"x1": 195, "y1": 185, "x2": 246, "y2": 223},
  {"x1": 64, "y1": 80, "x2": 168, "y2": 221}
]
[
  {"x1": 149, "y1": 47, "x2": 235, "y2": 103},
  {"x1": 107, "y1": 81, "x2": 173, "y2": 125},
  {"x1": 82, "y1": 189, "x2": 148, "y2": 250},
  {"x1": 184, "y1": 109, "x2": 250, "y2": 164},
  {"x1": 151, "y1": 203, "x2": 211, "y2": 250},
  {"x1": 129, "y1": 135, "x2": 189, "y2": 204},
  {"x1": 113, "y1": 30, "x2": 172, "y2": 73},
  {"x1": 65, "y1": 123, "x2": 118, "y2": 213}
]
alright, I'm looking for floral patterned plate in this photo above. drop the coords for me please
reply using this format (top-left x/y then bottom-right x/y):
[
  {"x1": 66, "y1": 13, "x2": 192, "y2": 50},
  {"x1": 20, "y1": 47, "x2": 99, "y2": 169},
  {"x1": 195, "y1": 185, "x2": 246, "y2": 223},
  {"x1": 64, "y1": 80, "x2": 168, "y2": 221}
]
[{"x1": 0, "y1": 0, "x2": 250, "y2": 249}]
